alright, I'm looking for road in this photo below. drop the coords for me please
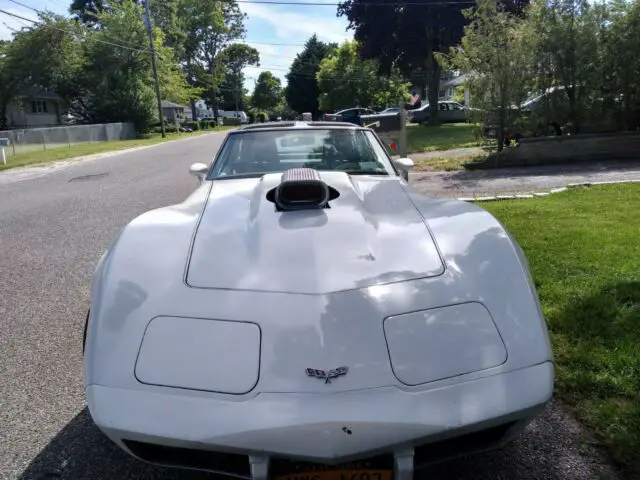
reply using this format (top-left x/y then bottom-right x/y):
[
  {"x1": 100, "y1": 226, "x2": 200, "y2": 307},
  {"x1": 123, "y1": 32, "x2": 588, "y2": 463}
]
[{"x1": 0, "y1": 132, "x2": 625, "y2": 480}]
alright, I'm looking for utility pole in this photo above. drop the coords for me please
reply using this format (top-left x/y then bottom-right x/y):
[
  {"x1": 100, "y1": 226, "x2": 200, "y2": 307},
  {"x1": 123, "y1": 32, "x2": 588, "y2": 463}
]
[
  {"x1": 399, "y1": 96, "x2": 407, "y2": 158},
  {"x1": 143, "y1": 0, "x2": 166, "y2": 138}
]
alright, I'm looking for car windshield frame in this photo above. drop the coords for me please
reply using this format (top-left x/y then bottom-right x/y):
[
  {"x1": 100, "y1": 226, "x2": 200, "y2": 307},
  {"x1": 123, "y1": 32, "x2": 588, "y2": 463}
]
[{"x1": 206, "y1": 127, "x2": 399, "y2": 180}]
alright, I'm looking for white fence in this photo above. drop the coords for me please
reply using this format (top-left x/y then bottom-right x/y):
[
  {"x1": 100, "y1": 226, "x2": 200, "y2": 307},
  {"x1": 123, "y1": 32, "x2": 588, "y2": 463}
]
[{"x1": 0, "y1": 122, "x2": 136, "y2": 158}]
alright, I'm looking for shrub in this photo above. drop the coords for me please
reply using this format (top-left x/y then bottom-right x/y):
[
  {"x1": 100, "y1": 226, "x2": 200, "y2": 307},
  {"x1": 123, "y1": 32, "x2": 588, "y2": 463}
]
[
  {"x1": 184, "y1": 121, "x2": 200, "y2": 131},
  {"x1": 223, "y1": 117, "x2": 242, "y2": 126}
]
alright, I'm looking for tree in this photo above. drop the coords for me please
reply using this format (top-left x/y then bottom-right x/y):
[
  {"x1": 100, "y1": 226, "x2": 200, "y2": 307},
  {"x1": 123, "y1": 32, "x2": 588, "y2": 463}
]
[
  {"x1": 603, "y1": 0, "x2": 640, "y2": 130},
  {"x1": 155, "y1": 29, "x2": 201, "y2": 106},
  {"x1": 448, "y1": 0, "x2": 529, "y2": 150},
  {"x1": 252, "y1": 71, "x2": 282, "y2": 111},
  {"x1": 70, "y1": 0, "x2": 114, "y2": 25},
  {"x1": 219, "y1": 43, "x2": 260, "y2": 111},
  {"x1": 337, "y1": 0, "x2": 528, "y2": 123},
  {"x1": 80, "y1": 0, "x2": 159, "y2": 130},
  {"x1": 519, "y1": 0, "x2": 602, "y2": 134},
  {"x1": 284, "y1": 34, "x2": 336, "y2": 118},
  {"x1": 179, "y1": 0, "x2": 247, "y2": 118},
  {"x1": 218, "y1": 72, "x2": 248, "y2": 110},
  {"x1": 316, "y1": 40, "x2": 409, "y2": 111}
]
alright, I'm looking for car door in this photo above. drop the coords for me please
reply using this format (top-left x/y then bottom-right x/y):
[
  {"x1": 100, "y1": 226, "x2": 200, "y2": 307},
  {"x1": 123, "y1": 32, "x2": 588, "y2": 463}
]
[
  {"x1": 448, "y1": 102, "x2": 468, "y2": 122},
  {"x1": 339, "y1": 109, "x2": 358, "y2": 124},
  {"x1": 438, "y1": 102, "x2": 453, "y2": 122}
]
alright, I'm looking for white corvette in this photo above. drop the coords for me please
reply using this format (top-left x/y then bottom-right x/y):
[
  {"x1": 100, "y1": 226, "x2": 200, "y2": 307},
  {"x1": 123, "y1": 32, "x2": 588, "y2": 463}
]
[{"x1": 83, "y1": 121, "x2": 554, "y2": 479}]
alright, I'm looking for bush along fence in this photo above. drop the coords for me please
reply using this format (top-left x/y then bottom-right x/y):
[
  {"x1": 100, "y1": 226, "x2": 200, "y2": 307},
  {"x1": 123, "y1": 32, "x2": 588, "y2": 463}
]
[
  {"x1": 149, "y1": 116, "x2": 239, "y2": 134},
  {"x1": 0, "y1": 122, "x2": 136, "y2": 158},
  {"x1": 466, "y1": 131, "x2": 640, "y2": 169}
]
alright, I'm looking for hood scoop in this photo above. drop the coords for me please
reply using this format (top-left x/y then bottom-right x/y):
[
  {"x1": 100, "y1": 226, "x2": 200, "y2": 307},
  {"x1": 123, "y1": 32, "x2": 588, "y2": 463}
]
[{"x1": 266, "y1": 168, "x2": 339, "y2": 211}]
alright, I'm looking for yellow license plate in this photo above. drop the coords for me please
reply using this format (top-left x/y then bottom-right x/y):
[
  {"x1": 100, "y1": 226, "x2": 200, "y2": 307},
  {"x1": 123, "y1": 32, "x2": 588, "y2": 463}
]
[{"x1": 275, "y1": 469, "x2": 392, "y2": 480}]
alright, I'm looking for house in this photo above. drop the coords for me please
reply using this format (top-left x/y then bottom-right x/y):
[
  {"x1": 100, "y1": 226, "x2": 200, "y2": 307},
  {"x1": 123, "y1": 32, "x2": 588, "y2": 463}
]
[
  {"x1": 439, "y1": 74, "x2": 469, "y2": 104},
  {"x1": 4, "y1": 87, "x2": 66, "y2": 129},
  {"x1": 161, "y1": 100, "x2": 188, "y2": 124},
  {"x1": 412, "y1": 71, "x2": 470, "y2": 108}
]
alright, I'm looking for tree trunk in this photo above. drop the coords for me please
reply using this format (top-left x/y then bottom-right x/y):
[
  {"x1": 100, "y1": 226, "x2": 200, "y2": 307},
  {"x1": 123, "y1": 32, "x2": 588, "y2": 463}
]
[
  {"x1": 425, "y1": 52, "x2": 441, "y2": 124},
  {"x1": 0, "y1": 102, "x2": 8, "y2": 131},
  {"x1": 190, "y1": 99, "x2": 197, "y2": 121}
]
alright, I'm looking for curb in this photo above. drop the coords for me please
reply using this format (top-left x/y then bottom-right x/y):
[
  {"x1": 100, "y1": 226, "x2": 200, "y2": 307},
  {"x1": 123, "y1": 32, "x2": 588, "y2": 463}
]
[{"x1": 456, "y1": 179, "x2": 640, "y2": 202}]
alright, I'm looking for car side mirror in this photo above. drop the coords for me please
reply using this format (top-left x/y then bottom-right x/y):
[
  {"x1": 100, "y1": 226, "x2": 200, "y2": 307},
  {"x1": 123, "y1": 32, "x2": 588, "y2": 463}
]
[
  {"x1": 393, "y1": 157, "x2": 414, "y2": 181},
  {"x1": 189, "y1": 162, "x2": 208, "y2": 181}
]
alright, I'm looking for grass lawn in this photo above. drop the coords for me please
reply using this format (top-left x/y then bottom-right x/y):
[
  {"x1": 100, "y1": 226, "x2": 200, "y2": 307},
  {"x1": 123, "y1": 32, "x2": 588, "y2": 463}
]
[
  {"x1": 412, "y1": 153, "x2": 487, "y2": 171},
  {"x1": 481, "y1": 184, "x2": 640, "y2": 477},
  {"x1": 406, "y1": 122, "x2": 486, "y2": 153},
  {"x1": 0, "y1": 127, "x2": 235, "y2": 172}
]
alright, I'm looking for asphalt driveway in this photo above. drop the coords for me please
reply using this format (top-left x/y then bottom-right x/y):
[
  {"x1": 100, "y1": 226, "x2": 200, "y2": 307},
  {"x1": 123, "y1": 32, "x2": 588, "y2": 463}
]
[{"x1": 0, "y1": 134, "x2": 626, "y2": 480}]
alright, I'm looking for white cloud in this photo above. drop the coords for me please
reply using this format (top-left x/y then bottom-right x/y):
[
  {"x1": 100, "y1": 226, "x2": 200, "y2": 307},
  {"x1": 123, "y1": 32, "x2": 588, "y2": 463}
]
[
  {"x1": 241, "y1": 3, "x2": 351, "y2": 44},
  {"x1": 238, "y1": 2, "x2": 353, "y2": 88},
  {"x1": 242, "y1": 43, "x2": 303, "y2": 87}
]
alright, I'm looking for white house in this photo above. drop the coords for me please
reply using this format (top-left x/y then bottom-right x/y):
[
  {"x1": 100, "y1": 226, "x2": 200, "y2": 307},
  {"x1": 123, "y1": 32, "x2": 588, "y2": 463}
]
[{"x1": 4, "y1": 87, "x2": 65, "y2": 129}]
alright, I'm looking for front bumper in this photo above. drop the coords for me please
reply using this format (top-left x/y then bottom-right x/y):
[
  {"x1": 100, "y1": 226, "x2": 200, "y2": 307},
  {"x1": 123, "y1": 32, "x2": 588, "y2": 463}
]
[{"x1": 86, "y1": 362, "x2": 554, "y2": 477}]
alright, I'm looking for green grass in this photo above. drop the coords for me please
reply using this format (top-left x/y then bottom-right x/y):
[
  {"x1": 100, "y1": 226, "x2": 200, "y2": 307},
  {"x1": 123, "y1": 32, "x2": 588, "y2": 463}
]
[
  {"x1": 480, "y1": 184, "x2": 640, "y2": 478},
  {"x1": 412, "y1": 153, "x2": 489, "y2": 171},
  {"x1": 406, "y1": 122, "x2": 486, "y2": 154},
  {"x1": 0, "y1": 127, "x2": 235, "y2": 171}
]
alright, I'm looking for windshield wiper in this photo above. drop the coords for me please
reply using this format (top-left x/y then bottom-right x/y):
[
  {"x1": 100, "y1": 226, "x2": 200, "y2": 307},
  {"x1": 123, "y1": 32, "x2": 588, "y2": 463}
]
[{"x1": 344, "y1": 170, "x2": 388, "y2": 175}]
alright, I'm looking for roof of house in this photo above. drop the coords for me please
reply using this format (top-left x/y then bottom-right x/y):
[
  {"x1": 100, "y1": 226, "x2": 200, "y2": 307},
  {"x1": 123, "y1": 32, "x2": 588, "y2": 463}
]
[
  {"x1": 441, "y1": 74, "x2": 468, "y2": 88},
  {"x1": 19, "y1": 86, "x2": 63, "y2": 101},
  {"x1": 161, "y1": 100, "x2": 188, "y2": 109}
]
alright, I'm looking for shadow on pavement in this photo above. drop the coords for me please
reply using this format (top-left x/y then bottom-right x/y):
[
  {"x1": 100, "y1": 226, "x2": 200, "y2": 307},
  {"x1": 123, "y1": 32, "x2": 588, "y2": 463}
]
[{"x1": 18, "y1": 402, "x2": 623, "y2": 480}]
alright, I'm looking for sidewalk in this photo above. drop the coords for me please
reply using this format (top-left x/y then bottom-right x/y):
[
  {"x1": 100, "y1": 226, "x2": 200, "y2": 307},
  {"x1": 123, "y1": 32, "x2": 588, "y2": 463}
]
[{"x1": 408, "y1": 159, "x2": 640, "y2": 198}]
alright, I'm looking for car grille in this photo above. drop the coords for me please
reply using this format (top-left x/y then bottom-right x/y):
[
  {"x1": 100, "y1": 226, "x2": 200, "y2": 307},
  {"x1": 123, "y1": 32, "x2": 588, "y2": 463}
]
[
  {"x1": 414, "y1": 421, "x2": 517, "y2": 468},
  {"x1": 271, "y1": 453, "x2": 394, "y2": 476},
  {"x1": 121, "y1": 420, "x2": 517, "y2": 476},
  {"x1": 121, "y1": 439, "x2": 252, "y2": 478}
]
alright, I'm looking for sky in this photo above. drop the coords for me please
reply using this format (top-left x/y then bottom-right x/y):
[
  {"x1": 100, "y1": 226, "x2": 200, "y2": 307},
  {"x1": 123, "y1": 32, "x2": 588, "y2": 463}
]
[{"x1": 0, "y1": 0, "x2": 353, "y2": 91}]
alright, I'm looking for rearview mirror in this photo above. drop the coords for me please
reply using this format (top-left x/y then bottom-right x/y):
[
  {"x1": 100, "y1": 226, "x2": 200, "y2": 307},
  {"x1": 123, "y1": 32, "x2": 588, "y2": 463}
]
[
  {"x1": 393, "y1": 157, "x2": 414, "y2": 170},
  {"x1": 189, "y1": 162, "x2": 208, "y2": 180},
  {"x1": 393, "y1": 157, "x2": 414, "y2": 181}
]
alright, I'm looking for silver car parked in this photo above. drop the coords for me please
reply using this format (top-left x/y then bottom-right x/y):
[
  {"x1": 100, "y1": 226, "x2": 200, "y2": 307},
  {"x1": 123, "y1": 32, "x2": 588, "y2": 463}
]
[{"x1": 408, "y1": 101, "x2": 470, "y2": 124}]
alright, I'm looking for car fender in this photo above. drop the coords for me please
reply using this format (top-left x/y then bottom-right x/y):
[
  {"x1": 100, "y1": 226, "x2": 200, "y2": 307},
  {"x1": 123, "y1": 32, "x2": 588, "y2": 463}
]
[{"x1": 404, "y1": 187, "x2": 555, "y2": 368}]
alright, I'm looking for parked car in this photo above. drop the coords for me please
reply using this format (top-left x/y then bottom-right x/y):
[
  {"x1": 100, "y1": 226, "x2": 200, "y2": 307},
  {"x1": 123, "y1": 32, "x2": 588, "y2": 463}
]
[
  {"x1": 323, "y1": 107, "x2": 377, "y2": 125},
  {"x1": 83, "y1": 120, "x2": 554, "y2": 479},
  {"x1": 408, "y1": 101, "x2": 470, "y2": 124},
  {"x1": 219, "y1": 110, "x2": 249, "y2": 124}
]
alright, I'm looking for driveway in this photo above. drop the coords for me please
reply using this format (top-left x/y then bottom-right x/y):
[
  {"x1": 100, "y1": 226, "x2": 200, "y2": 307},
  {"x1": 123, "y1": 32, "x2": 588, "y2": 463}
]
[
  {"x1": 410, "y1": 159, "x2": 640, "y2": 198},
  {"x1": 0, "y1": 134, "x2": 625, "y2": 480}
]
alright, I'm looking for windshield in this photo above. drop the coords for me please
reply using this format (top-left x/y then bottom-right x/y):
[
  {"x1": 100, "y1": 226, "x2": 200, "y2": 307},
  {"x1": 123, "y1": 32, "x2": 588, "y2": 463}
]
[{"x1": 208, "y1": 129, "x2": 396, "y2": 179}]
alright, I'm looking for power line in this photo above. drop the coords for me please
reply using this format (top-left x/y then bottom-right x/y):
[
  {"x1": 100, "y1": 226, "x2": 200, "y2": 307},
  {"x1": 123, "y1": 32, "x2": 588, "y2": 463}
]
[
  {"x1": 4, "y1": 0, "x2": 148, "y2": 50},
  {"x1": 0, "y1": 8, "x2": 152, "y2": 53}
]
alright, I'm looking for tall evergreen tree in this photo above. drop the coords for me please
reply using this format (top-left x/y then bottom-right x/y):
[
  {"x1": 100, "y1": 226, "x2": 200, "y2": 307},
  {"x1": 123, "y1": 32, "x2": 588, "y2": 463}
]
[{"x1": 284, "y1": 34, "x2": 336, "y2": 118}]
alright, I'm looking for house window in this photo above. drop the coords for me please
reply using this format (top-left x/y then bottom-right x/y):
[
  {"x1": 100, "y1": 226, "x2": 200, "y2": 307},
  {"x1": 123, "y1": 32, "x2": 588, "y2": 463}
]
[{"x1": 31, "y1": 100, "x2": 48, "y2": 114}]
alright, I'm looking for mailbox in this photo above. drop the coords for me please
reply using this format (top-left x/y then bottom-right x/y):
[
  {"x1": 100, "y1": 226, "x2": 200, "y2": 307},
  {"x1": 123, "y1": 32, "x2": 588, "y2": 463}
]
[
  {"x1": 360, "y1": 112, "x2": 402, "y2": 133},
  {"x1": 0, "y1": 138, "x2": 10, "y2": 147}
]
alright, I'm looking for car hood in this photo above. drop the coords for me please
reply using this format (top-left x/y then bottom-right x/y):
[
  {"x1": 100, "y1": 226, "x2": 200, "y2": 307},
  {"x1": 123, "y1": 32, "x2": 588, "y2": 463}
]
[{"x1": 186, "y1": 172, "x2": 445, "y2": 294}]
